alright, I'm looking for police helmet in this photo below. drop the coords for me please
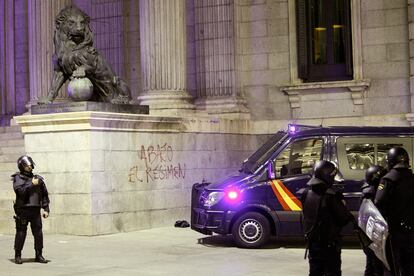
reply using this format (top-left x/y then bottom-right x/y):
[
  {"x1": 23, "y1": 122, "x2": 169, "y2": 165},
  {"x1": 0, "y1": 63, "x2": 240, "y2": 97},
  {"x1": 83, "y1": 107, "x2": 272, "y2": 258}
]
[
  {"x1": 313, "y1": 160, "x2": 337, "y2": 186},
  {"x1": 17, "y1": 155, "x2": 35, "y2": 172},
  {"x1": 386, "y1": 147, "x2": 410, "y2": 170},
  {"x1": 365, "y1": 165, "x2": 386, "y2": 188}
]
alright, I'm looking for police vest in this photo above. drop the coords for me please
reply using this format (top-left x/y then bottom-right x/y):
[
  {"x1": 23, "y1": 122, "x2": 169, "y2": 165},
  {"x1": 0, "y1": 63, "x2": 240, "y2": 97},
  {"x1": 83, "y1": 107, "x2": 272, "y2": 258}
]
[{"x1": 382, "y1": 168, "x2": 414, "y2": 228}]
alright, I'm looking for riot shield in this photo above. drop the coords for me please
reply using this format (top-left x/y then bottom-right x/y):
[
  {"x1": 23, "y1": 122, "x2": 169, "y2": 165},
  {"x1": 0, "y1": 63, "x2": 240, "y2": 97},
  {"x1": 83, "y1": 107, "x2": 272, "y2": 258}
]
[{"x1": 358, "y1": 198, "x2": 390, "y2": 270}]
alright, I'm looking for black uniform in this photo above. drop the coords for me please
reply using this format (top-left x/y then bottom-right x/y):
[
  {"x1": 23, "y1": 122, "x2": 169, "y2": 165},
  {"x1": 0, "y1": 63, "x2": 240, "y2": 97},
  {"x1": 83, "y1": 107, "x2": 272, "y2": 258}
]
[
  {"x1": 12, "y1": 155, "x2": 50, "y2": 266},
  {"x1": 13, "y1": 171, "x2": 50, "y2": 251},
  {"x1": 375, "y1": 167, "x2": 414, "y2": 276},
  {"x1": 300, "y1": 161, "x2": 354, "y2": 276},
  {"x1": 361, "y1": 165, "x2": 387, "y2": 276}
]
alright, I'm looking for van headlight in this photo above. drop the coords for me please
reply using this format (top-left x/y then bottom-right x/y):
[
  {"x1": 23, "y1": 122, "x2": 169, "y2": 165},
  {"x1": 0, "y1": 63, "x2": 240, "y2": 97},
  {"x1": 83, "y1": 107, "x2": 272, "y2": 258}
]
[{"x1": 204, "y1": 191, "x2": 225, "y2": 207}]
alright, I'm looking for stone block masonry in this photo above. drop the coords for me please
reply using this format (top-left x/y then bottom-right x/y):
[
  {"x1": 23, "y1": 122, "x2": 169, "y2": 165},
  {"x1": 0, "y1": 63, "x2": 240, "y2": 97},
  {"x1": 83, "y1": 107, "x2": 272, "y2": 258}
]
[{"x1": 12, "y1": 112, "x2": 263, "y2": 235}]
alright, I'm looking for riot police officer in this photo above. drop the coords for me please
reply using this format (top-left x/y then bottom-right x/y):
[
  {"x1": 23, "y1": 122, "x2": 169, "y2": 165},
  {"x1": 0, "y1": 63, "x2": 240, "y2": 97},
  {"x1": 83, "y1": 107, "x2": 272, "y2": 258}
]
[
  {"x1": 361, "y1": 165, "x2": 387, "y2": 276},
  {"x1": 300, "y1": 160, "x2": 354, "y2": 276},
  {"x1": 12, "y1": 155, "x2": 50, "y2": 264},
  {"x1": 375, "y1": 147, "x2": 414, "y2": 276}
]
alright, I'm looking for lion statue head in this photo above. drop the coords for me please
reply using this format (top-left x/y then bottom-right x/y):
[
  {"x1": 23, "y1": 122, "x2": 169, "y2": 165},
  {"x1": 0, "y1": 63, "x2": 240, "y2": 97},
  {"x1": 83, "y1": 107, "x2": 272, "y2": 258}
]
[{"x1": 53, "y1": 6, "x2": 94, "y2": 58}]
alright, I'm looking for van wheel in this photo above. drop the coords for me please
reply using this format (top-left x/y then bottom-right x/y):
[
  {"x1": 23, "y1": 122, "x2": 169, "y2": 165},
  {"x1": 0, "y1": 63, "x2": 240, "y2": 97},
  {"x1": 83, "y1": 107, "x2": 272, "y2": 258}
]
[{"x1": 232, "y1": 212, "x2": 270, "y2": 248}]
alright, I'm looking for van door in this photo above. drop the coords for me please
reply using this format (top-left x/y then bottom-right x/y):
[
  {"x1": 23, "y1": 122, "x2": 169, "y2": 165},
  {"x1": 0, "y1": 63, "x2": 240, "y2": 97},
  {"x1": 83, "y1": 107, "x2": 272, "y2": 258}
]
[
  {"x1": 335, "y1": 136, "x2": 412, "y2": 212},
  {"x1": 268, "y1": 137, "x2": 326, "y2": 236}
]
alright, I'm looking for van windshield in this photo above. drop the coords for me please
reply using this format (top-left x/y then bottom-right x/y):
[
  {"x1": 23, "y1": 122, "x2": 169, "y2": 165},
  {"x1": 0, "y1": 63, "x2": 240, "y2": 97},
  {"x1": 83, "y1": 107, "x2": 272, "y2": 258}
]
[{"x1": 240, "y1": 131, "x2": 288, "y2": 174}]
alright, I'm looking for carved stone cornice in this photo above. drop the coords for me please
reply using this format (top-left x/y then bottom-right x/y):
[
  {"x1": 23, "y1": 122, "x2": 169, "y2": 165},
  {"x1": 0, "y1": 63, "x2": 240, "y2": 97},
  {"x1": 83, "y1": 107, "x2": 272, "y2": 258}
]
[{"x1": 280, "y1": 79, "x2": 371, "y2": 109}]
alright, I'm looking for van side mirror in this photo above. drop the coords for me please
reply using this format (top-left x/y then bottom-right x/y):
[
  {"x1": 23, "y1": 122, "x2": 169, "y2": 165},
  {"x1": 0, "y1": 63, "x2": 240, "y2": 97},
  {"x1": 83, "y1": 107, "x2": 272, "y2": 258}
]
[{"x1": 267, "y1": 162, "x2": 276, "y2": 180}]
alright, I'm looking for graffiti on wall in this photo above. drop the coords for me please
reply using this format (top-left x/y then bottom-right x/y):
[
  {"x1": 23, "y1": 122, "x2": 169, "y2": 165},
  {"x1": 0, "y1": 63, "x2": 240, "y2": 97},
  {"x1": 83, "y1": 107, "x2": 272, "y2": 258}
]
[{"x1": 129, "y1": 143, "x2": 186, "y2": 183}]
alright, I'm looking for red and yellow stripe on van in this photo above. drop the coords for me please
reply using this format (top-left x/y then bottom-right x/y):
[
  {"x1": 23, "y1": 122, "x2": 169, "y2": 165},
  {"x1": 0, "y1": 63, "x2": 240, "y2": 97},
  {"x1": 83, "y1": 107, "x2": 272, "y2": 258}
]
[{"x1": 270, "y1": 180, "x2": 302, "y2": 211}]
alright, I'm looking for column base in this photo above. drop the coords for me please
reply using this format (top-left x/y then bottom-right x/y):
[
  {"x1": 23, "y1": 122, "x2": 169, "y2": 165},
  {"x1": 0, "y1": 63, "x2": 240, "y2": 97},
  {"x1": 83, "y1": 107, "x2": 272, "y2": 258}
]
[
  {"x1": 195, "y1": 97, "x2": 251, "y2": 120},
  {"x1": 138, "y1": 91, "x2": 195, "y2": 116}
]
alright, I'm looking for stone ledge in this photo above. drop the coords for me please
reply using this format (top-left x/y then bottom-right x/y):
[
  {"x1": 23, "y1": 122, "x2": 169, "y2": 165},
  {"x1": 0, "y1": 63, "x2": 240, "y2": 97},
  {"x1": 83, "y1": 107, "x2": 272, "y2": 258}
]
[
  {"x1": 280, "y1": 79, "x2": 371, "y2": 108},
  {"x1": 14, "y1": 112, "x2": 253, "y2": 135},
  {"x1": 31, "y1": 101, "x2": 149, "y2": 115},
  {"x1": 14, "y1": 112, "x2": 183, "y2": 133}
]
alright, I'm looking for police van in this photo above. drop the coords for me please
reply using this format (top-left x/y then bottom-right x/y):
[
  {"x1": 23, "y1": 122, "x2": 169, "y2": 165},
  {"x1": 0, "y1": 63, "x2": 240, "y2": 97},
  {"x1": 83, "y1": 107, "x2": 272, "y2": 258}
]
[{"x1": 191, "y1": 125, "x2": 414, "y2": 248}]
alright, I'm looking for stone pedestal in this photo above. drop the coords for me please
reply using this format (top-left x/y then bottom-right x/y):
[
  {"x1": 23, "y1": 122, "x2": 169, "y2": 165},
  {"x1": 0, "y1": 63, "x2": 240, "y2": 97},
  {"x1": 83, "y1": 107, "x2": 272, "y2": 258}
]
[{"x1": 14, "y1": 112, "x2": 259, "y2": 235}]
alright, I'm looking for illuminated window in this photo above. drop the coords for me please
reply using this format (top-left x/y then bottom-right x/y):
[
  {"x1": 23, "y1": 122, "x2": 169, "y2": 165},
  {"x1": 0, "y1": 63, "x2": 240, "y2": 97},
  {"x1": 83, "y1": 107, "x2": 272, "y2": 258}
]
[{"x1": 296, "y1": 0, "x2": 353, "y2": 82}]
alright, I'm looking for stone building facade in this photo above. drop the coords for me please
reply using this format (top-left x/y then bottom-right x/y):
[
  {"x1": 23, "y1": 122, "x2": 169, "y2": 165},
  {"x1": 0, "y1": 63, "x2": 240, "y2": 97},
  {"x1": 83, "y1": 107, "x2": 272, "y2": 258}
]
[
  {"x1": 1, "y1": 0, "x2": 413, "y2": 127},
  {"x1": 1, "y1": 0, "x2": 413, "y2": 235}
]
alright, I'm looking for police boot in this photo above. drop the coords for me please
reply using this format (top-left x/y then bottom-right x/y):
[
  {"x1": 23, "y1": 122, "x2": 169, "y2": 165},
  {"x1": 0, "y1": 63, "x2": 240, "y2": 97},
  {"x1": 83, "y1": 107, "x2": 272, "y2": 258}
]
[
  {"x1": 15, "y1": 250, "x2": 22, "y2": 264},
  {"x1": 35, "y1": 250, "x2": 47, "y2": 263}
]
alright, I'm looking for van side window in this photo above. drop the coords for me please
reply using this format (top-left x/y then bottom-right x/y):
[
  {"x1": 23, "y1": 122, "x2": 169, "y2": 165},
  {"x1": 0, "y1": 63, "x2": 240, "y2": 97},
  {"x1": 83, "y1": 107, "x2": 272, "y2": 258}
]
[
  {"x1": 344, "y1": 143, "x2": 403, "y2": 170},
  {"x1": 274, "y1": 138, "x2": 323, "y2": 178},
  {"x1": 337, "y1": 137, "x2": 410, "y2": 180},
  {"x1": 345, "y1": 144, "x2": 374, "y2": 170}
]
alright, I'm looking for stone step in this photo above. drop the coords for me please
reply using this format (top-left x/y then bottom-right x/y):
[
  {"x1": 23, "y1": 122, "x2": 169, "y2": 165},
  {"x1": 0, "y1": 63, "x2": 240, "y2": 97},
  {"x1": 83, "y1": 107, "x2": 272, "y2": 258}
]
[
  {"x1": 0, "y1": 139, "x2": 24, "y2": 147},
  {"x1": 0, "y1": 125, "x2": 21, "y2": 133},
  {"x1": 0, "y1": 132, "x2": 24, "y2": 140},
  {"x1": 0, "y1": 154, "x2": 21, "y2": 163},
  {"x1": 0, "y1": 146, "x2": 26, "y2": 155}
]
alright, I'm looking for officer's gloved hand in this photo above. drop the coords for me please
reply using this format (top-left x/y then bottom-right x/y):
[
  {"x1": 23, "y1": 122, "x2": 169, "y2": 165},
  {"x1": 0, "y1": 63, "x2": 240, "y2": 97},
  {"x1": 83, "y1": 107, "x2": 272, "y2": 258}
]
[
  {"x1": 32, "y1": 178, "x2": 40, "y2": 186},
  {"x1": 42, "y1": 210, "x2": 49, "y2": 219}
]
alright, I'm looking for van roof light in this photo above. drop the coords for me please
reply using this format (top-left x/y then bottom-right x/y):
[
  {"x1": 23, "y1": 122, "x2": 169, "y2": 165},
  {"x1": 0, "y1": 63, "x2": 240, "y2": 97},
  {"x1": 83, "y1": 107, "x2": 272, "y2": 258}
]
[{"x1": 287, "y1": 124, "x2": 322, "y2": 134}]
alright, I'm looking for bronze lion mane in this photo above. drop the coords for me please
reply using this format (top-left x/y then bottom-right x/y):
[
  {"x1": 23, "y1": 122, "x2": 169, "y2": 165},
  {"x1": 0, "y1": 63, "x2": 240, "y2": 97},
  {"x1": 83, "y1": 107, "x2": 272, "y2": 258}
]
[{"x1": 40, "y1": 5, "x2": 131, "y2": 104}]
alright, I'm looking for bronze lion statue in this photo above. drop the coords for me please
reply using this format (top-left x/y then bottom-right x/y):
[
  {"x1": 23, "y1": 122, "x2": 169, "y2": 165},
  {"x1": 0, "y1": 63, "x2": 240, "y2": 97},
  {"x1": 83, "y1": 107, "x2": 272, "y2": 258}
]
[{"x1": 40, "y1": 6, "x2": 131, "y2": 104}]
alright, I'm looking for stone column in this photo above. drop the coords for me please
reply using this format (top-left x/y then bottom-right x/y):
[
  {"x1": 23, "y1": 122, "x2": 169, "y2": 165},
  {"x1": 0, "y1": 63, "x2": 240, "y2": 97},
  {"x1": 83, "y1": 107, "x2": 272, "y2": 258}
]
[
  {"x1": 407, "y1": 0, "x2": 414, "y2": 125},
  {"x1": 28, "y1": 0, "x2": 71, "y2": 106},
  {"x1": 138, "y1": 0, "x2": 195, "y2": 115},
  {"x1": 193, "y1": 0, "x2": 249, "y2": 119},
  {"x1": 0, "y1": 0, "x2": 16, "y2": 124}
]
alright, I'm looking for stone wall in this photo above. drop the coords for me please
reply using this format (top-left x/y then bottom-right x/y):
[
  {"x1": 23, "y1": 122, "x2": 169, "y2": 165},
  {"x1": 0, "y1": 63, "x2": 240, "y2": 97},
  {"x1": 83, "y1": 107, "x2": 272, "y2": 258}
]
[
  {"x1": 14, "y1": 112, "x2": 268, "y2": 235},
  {"x1": 361, "y1": 0, "x2": 410, "y2": 115},
  {"x1": 237, "y1": 0, "x2": 411, "y2": 124},
  {"x1": 238, "y1": 0, "x2": 291, "y2": 121},
  {"x1": 2, "y1": 0, "x2": 413, "y2": 125}
]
